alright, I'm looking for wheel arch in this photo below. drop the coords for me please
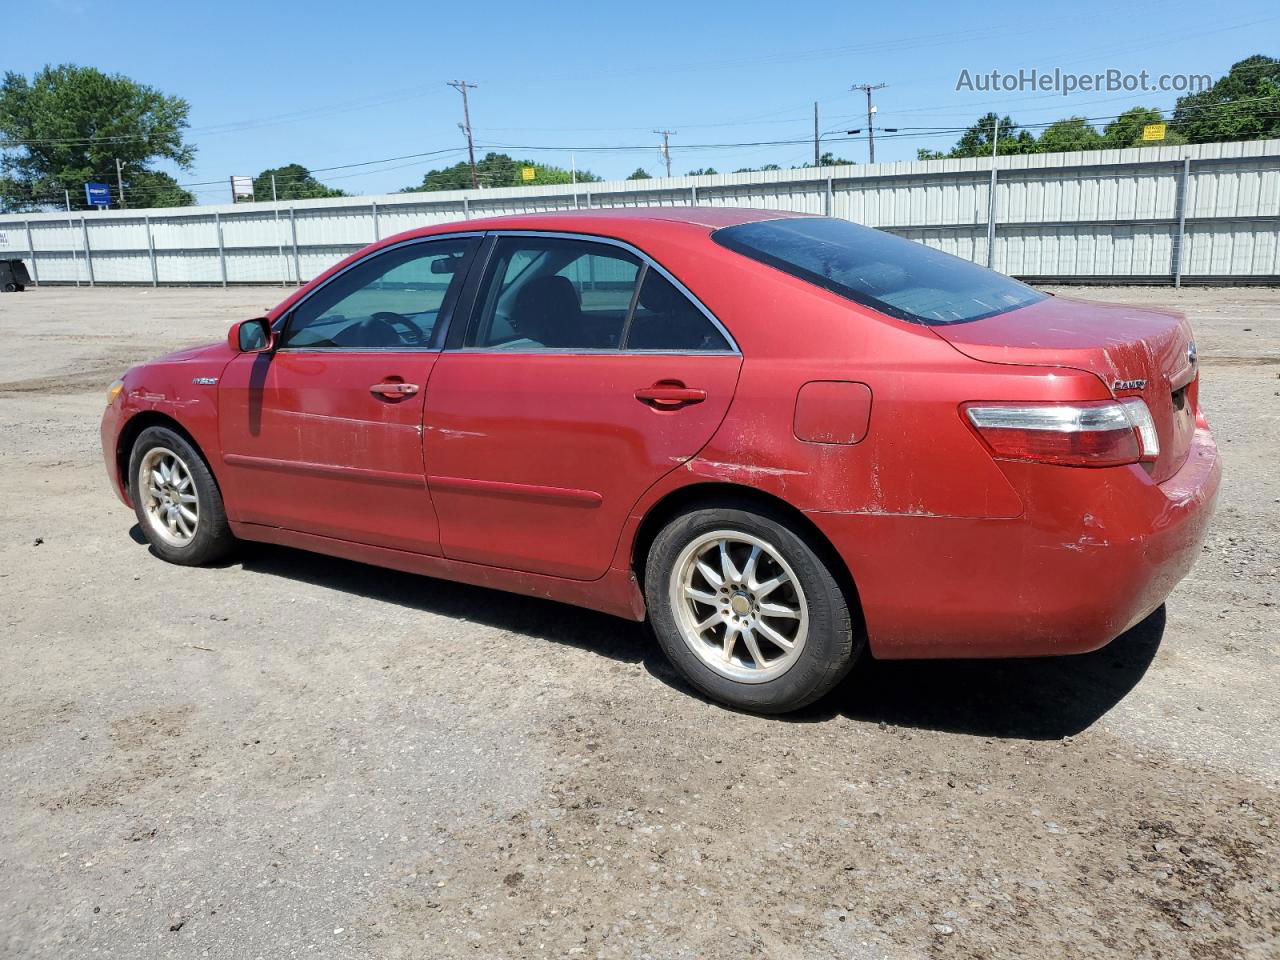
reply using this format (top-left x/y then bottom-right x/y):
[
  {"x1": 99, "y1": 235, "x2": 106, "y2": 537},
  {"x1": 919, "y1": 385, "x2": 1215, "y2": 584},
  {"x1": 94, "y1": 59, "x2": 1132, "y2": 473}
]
[
  {"x1": 630, "y1": 481, "x2": 863, "y2": 621},
  {"x1": 117, "y1": 411, "x2": 223, "y2": 504}
]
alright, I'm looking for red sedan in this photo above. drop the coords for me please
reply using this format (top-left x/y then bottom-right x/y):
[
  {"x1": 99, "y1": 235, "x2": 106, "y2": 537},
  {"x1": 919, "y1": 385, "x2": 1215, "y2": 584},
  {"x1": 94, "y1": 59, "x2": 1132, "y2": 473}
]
[{"x1": 101, "y1": 209, "x2": 1220, "y2": 713}]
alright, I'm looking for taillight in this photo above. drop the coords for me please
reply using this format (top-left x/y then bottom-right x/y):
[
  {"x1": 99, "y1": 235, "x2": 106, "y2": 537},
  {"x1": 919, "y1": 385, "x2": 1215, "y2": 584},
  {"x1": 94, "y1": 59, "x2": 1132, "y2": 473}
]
[{"x1": 963, "y1": 400, "x2": 1159, "y2": 467}]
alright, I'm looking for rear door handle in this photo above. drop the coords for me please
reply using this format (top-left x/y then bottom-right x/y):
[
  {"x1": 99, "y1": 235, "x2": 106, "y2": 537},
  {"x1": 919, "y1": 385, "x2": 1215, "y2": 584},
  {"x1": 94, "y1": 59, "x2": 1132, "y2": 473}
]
[
  {"x1": 370, "y1": 381, "x2": 420, "y2": 398},
  {"x1": 634, "y1": 383, "x2": 706, "y2": 408}
]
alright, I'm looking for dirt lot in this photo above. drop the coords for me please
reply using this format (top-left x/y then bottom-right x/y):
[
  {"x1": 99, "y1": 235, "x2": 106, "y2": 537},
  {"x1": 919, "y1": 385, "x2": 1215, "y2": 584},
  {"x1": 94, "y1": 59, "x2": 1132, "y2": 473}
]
[{"x1": 0, "y1": 284, "x2": 1276, "y2": 960}]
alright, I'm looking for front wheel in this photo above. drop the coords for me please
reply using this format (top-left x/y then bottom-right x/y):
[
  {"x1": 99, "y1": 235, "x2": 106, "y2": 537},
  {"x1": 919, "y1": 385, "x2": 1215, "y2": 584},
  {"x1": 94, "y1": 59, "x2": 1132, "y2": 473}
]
[
  {"x1": 128, "y1": 426, "x2": 235, "y2": 565},
  {"x1": 645, "y1": 505, "x2": 861, "y2": 713}
]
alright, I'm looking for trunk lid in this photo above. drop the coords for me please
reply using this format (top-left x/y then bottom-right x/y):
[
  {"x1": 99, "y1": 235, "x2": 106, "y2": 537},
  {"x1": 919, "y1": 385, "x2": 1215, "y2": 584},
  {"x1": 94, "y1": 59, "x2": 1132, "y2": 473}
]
[{"x1": 932, "y1": 295, "x2": 1198, "y2": 482}]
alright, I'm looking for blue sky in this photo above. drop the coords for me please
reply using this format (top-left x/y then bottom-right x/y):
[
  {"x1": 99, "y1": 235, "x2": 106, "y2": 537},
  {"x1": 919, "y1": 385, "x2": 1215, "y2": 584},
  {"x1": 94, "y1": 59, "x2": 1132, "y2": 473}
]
[{"x1": 17, "y1": 0, "x2": 1280, "y2": 202}]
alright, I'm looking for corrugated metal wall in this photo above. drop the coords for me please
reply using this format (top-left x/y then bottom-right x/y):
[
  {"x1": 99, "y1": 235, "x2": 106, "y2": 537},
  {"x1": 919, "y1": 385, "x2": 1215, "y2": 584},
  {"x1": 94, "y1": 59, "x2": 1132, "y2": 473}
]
[{"x1": 2, "y1": 139, "x2": 1276, "y2": 286}]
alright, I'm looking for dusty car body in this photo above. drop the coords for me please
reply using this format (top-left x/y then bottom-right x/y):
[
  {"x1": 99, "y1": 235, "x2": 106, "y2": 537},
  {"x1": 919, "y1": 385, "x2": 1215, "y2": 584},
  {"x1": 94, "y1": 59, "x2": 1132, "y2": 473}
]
[{"x1": 102, "y1": 208, "x2": 1220, "y2": 712}]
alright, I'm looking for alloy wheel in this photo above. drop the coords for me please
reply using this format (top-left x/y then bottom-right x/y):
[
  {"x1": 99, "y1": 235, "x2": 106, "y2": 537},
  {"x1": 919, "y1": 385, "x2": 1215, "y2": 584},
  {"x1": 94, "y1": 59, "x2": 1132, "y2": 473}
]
[
  {"x1": 138, "y1": 446, "x2": 199, "y2": 547},
  {"x1": 668, "y1": 530, "x2": 809, "y2": 683}
]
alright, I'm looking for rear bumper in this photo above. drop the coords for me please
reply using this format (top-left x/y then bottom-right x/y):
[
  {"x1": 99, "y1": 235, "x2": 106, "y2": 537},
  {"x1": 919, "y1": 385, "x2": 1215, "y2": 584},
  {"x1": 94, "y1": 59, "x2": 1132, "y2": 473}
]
[{"x1": 809, "y1": 425, "x2": 1221, "y2": 659}]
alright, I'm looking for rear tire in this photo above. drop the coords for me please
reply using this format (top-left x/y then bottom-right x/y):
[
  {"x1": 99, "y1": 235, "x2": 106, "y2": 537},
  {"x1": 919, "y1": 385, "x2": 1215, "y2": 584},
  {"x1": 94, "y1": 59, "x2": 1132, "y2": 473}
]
[
  {"x1": 2, "y1": 282, "x2": 15, "y2": 293},
  {"x1": 645, "y1": 504, "x2": 860, "y2": 714},
  {"x1": 128, "y1": 426, "x2": 235, "y2": 566}
]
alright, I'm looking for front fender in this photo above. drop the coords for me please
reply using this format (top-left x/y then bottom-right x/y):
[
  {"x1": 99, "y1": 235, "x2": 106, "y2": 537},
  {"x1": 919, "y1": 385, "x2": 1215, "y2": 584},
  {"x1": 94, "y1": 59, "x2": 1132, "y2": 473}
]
[{"x1": 101, "y1": 354, "x2": 234, "y2": 508}]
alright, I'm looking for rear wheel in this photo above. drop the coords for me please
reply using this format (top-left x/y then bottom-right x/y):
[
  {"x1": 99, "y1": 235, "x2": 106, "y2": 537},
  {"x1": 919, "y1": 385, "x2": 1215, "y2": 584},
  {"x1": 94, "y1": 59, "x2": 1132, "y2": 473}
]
[
  {"x1": 129, "y1": 426, "x2": 235, "y2": 565},
  {"x1": 2, "y1": 282, "x2": 15, "y2": 293},
  {"x1": 645, "y1": 504, "x2": 860, "y2": 713}
]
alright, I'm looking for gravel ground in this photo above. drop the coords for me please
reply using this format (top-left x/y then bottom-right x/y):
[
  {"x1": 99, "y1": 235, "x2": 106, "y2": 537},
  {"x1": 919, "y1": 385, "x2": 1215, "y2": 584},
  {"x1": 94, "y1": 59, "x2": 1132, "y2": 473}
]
[{"x1": 0, "y1": 284, "x2": 1276, "y2": 960}]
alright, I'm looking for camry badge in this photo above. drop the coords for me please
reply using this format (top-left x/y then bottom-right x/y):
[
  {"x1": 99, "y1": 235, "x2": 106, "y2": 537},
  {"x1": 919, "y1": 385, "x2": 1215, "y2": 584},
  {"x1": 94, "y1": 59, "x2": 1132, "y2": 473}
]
[
  {"x1": 192, "y1": 377, "x2": 218, "y2": 385},
  {"x1": 1113, "y1": 378, "x2": 1147, "y2": 391}
]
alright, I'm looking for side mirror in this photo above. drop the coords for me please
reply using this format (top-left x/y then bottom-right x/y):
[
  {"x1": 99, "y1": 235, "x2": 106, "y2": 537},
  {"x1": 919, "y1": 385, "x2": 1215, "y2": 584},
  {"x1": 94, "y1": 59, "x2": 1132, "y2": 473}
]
[{"x1": 229, "y1": 317, "x2": 273, "y2": 353}]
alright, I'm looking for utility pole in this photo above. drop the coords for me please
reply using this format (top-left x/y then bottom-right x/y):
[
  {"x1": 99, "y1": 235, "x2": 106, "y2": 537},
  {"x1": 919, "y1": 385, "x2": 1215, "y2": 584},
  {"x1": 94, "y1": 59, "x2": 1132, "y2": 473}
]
[
  {"x1": 850, "y1": 83, "x2": 887, "y2": 163},
  {"x1": 448, "y1": 80, "x2": 479, "y2": 189},
  {"x1": 654, "y1": 129, "x2": 675, "y2": 178},
  {"x1": 813, "y1": 102, "x2": 820, "y2": 165},
  {"x1": 986, "y1": 115, "x2": 1001, "y2": 268},
  {"x1": 115, "y1": 158, "x2": 127, "y2": 209}
]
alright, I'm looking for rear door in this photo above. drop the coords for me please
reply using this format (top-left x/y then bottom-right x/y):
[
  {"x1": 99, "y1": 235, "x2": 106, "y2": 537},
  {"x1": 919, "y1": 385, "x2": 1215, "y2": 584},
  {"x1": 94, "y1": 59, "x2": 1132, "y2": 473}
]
[
  {"x1": 218, "y1": 236, "x2": 477, "y2": 552},
  {"x1": 423, "y1": 233, "x2": 742, "y2": 580}
]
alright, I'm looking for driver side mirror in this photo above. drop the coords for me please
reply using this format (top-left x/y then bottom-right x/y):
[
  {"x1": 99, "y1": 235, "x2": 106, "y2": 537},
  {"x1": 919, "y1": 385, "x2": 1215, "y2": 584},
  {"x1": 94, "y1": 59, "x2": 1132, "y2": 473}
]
[{"x1": 229, "y1": 317, "x2": 274, "y2": 353}]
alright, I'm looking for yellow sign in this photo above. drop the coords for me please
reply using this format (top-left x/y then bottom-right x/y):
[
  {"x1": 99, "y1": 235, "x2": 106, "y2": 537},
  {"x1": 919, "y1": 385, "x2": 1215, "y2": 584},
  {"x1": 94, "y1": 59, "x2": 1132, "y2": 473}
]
[
  {"x1": 1141, "y1": 123, "x2": 1167, "y2": 142},
  {"x1": 520, "y1": 166, "x2": 536, "y2": 181}
]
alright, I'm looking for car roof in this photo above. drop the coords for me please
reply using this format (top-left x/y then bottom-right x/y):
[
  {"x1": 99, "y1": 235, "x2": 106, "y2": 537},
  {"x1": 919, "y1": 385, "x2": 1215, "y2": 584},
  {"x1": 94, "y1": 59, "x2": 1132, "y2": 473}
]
[{"x1": 410, "y1": 206, "x2": 810, "y2": 237}]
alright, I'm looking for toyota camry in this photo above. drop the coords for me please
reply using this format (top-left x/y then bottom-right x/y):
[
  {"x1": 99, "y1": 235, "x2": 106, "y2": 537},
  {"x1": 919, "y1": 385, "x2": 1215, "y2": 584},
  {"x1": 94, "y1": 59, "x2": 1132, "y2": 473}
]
[{"x1": 101, "y1": 208, "x2": 1220, "y2": 713}]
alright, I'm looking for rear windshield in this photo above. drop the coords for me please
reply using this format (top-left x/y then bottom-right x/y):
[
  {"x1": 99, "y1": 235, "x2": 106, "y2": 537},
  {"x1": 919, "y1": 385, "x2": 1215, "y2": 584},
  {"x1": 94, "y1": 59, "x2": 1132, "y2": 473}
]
[{"x1": 712, "y1": 217, "x2": 1045, "y2": 326}]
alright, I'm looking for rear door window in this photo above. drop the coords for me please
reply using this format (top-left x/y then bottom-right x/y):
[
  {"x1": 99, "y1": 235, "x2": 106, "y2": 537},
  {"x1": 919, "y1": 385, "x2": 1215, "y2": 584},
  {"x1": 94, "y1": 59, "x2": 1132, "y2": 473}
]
[
  {"x1": 712, "y1": 217, "x2": 1045, "y2": 325},
  {"x1": 466, "y1": 235, "x2": 732, "y2": 352},
  {"x1": 469, "y1": 237, "x2": 641, "y2": 350}
]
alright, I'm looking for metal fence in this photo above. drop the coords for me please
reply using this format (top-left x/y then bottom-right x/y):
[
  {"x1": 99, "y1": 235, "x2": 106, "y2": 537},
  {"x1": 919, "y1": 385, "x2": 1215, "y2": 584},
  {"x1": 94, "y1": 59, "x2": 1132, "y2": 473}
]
[{"x1": 1, "y1": 139, "x2": 1277, "y2": 288}]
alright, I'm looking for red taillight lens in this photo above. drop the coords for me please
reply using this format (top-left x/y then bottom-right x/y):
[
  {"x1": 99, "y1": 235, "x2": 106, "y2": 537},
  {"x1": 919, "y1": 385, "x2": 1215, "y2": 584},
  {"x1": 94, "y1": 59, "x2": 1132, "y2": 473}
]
[{"x1": 964, "y1": 400, "x2": 1156, "y2": 468}]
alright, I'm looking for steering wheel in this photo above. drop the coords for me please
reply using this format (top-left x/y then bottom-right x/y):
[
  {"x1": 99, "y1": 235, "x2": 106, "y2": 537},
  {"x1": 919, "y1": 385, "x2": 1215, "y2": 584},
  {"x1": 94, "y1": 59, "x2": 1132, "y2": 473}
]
[{"x1": 371, "y1": 311, "x2": 427, "y2": 345}]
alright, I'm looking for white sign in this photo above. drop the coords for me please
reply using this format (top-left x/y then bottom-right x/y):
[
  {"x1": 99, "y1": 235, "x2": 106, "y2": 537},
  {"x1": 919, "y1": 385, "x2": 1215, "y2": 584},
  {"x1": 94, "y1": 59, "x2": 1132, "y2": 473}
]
[{"x1": 230, "y1": 175, "x2": 255, "y2": 203}]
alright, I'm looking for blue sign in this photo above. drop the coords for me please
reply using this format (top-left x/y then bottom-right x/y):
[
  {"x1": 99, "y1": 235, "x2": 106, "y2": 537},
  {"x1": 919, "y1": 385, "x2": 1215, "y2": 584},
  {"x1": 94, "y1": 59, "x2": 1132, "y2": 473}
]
[{"x1": 84, "y1": 183, "x2": 111, "y2": 207}]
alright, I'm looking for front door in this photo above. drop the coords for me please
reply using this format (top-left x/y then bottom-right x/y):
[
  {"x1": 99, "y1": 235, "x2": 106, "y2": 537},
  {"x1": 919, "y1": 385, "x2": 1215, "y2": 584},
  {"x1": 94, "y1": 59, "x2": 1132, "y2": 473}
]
[
  {"x1": 424, "y1": 234, "x2": 742, "y2": 580},
  {"x1": 219, "y1": 236, "x2": 478, "y2": 553}
]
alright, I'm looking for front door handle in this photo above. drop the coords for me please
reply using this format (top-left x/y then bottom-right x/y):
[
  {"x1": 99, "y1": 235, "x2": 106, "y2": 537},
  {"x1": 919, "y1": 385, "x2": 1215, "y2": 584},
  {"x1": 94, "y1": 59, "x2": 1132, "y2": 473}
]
[
  {"x1": 370, "y1": 381, "x2": 420, "y2": 398},
  {"x1": 634, "y1": 382, "x2": 706, "y2": 408}
]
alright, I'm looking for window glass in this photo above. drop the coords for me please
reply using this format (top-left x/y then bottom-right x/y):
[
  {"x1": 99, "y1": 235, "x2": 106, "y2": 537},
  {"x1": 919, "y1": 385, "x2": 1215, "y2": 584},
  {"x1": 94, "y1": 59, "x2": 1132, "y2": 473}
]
[
  {"x1": 712, "y1": 217, "x2": 1045, "y2": 326},
  {"x1": 281, "y1": 238, "x2": 475, "y2": 349},
  {"x1": 469, "y1": 237, "x2": 641, "y2": 350},
  {"x1": 624, "y1": 270, "x2": 730, "y2": 351}
]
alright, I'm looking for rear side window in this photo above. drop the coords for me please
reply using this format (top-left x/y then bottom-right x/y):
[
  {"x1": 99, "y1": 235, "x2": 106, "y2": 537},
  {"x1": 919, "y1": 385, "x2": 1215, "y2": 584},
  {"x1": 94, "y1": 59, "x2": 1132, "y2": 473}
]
[
  {"x1": 626, "y1": 270, "x2": 730, "y2": 351},
  {"x1": 712, "y1": 217, "x2": 1045, "y2": 326}
]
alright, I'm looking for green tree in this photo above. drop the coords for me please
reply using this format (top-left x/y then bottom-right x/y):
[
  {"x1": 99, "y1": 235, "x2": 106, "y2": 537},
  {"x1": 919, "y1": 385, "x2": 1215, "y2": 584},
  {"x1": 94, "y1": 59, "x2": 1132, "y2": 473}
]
[
  {"x1": 1172, "y1": 55, "x2": 1280, "y2": 143},
  {"x1": 805, "y1": 152, "x2": 854, "y2": 167},
  {"x1": 733, "y1": 163, "x2": 783, "y2": 172},
  {"x1": 1037, "y1": 117, "x2": 1105, "y2": 153},
  {"x1": 921, "y1": 113, "x2": 1037, "y2": 159},
  {"x1": 0, "y1": 64, "x2": 195, "y2": 211},
  {"x1": 126, "y1": 170, "x2": 194, "y2": 207},
  {"x1": 686, "y1": 167, "x2": 718, "y2": 176},
  {"x1": 402, "y1": 152, "x2": 600, "y2": 192},
  {"x1": 1102, "y1": 107, "x2": 1187, "y2": 148},
  {"x1": 253, "y1": 163, "x2": 346, "y2": 202},
  {"x1": 626, "y1": 167, "x2": 652, "y2": 179}
]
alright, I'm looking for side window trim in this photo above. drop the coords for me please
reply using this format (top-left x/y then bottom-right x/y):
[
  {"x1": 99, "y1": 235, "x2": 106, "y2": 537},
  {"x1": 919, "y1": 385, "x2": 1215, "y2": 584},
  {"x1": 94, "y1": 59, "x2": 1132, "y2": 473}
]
[
  {"x1": 275, "y1": 233, "x2": 483, "y2": 353},
  {"x1": 446, "y1": 230, "x2": 740, "y2": 356},
  {"x1": 616, "y1": 262, "x2": 649, "y2": 351}
]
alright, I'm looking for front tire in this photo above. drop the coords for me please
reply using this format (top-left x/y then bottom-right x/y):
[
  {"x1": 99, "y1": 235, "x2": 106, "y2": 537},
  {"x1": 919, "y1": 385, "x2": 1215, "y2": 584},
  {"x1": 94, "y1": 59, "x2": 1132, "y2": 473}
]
[
  {"x1": 645, "y1": 504, "x2": 860, "y2": 714},
  {"x1": 128, "y1": 426, "x2": 235, "y2": 566}
]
